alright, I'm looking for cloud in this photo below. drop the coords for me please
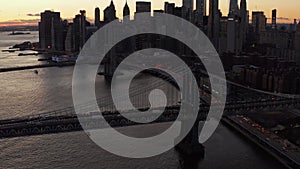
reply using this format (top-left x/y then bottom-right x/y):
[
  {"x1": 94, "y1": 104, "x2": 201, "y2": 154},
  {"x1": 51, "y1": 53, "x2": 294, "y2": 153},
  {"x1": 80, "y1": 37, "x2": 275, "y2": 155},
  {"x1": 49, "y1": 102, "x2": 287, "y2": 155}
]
[
  {"x1": 0, "y1": 19, "x2": 39, "y2": 27},
  {"x1": 277, "y1": 17, "x2": 291, "y2": 21},
  {"x1": 267, "y1": 16, "x2": 293, "y2": 23},
  {"x1": 27, "y1": 13, "x2": 40, "y2": 17}
]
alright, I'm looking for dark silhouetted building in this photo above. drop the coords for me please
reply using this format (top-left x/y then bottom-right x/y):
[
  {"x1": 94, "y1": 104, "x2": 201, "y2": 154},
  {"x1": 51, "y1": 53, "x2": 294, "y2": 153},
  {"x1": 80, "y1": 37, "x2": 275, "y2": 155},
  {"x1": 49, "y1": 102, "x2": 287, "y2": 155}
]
[
  {"x1": 174, "y1": 7, "x2": 183, "y2": 18},
  {"x1": 79, "y1": 10, "x2": 86, "y2": 49},
  {"x1": 195, "y1": 0, "x2": 206, "y2": 26},
  {"x1": 272, "y1": 9, "x2": 277, "y2": 30},
  {"x1": 227, "y1": 15, "x2": 242, "y2": 54},
  {"x1": 39, "y1": 10, "x2": 64, "y2": 51},
  {"x1": 104, "y1": 0, "x2": 117, "y2": 22},
  {"x1": 208, "y1": 0, "x2": 220, "y2": 51},
  {"x1": 229, "y1": 0, "x2": 238, "y2": 15},
  {"x1": 164, "y1": 2, "x2": 175, "y2": 15},
  {"x1": 123, "y1": 1, "x2": 130, "y2": 17},
  {"x1": 182, "y1": 0, "x2": 193, "y2": 21},
  {"x1": 136, "y1": 1, "x2": 151, "y2": 13},
  {"x1": 252, "y1": 11, "x2": 266, "y2": 34},
  {"x1": 65, "y1": 23, "x2": 74, "y2": 52},
  {"x1": 95, "y1": 7, "x2": 101, "y2": 27},
  {"x1": 72, "y1": 14, "x2": 81, "y2": 52},
  {"x1": 240, "y1": 0, "x2": 247, "y2": 45}
]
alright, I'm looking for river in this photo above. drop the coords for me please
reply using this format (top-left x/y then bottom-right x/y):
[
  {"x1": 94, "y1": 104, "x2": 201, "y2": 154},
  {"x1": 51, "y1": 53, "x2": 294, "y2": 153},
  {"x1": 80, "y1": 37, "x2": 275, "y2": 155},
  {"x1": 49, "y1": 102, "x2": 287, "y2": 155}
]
[{"x1": 0, "y1": 31, "x2": 285, "y2": 168}]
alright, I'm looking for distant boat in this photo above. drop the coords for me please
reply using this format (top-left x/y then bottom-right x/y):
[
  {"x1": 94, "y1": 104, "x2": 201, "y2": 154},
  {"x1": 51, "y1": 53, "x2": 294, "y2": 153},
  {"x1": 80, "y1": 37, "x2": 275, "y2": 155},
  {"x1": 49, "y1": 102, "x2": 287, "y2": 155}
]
[
  {"x1": 34, "y1": 70, "x2": 38, "y2": 74},
  {"x1": 9, "y1": 31, "x2": 31, "y2": 35},
  {"x1": 1, "y1": 49, "x2": 18, "y2": 53},
  {"x1": 18, "y1": 53, "x2": 39, "y2": 56},
  {"x1": 38, "y1": 58, "x2": 51, "y2": 62},
  {"x1": 52, "y1": 55, "x2": 77, "y2": 63}
]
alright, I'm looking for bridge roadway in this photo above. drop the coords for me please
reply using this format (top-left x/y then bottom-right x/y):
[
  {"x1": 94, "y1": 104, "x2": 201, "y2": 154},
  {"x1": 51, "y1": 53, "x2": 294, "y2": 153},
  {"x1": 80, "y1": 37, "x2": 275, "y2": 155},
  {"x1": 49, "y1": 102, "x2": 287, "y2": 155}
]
[
  {"x1": 0, "y1": 98, "x2": 299, "y2": 139},
  {"x1": 1, "y1": 61, "x2": 300, "y2": 139}
]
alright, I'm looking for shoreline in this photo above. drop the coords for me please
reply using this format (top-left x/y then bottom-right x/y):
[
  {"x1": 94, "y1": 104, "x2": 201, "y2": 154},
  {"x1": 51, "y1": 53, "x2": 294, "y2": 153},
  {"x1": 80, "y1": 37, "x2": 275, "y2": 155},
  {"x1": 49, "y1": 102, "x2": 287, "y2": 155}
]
[
  {"x1": 1, "y1": 62, "x2": 299, "y2": 169},
  {"x1": 0, "y1": 62, "x2": 75, "y2": 73},
  {"x1": 222, "y1": 116, "x2": 300, "y2": 169}
]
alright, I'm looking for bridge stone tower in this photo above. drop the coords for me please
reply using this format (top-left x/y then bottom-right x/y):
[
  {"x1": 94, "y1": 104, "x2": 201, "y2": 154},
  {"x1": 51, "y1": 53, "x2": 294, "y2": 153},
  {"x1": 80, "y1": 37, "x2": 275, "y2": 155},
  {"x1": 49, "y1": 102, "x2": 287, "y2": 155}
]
[
  {"x1": 103, "y1": 51, "x2": 117, "y2": 81},
  {"x1": 175, "y1": 73, "x2": 205, "y2": 157}
]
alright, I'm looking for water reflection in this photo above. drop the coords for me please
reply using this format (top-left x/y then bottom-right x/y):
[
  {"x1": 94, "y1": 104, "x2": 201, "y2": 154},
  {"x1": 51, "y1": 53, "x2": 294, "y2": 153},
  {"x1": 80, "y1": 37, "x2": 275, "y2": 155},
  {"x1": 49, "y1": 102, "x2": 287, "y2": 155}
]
[{"x1": 177, "y1": 150, "x2": 205, "y2": 169}]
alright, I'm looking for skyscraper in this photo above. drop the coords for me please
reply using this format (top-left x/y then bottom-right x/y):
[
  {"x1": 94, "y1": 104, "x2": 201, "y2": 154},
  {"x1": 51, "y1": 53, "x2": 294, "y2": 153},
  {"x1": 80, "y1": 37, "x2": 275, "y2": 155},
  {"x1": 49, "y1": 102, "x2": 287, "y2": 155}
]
[
  {"x1": 294, "y1": 19, "x2": 298, "y2": 32},
  {"x1": 183, "y1": 0, "x2": 193, "y2": 10},
  {"x1": 72, "y1": 14, "x2": 81, "y2": 51},
  {"x1": 272, "y1": 9, "x2": 277, "y2": 30},
  {"x1": 164, "y1": 2, "x2": 175, "y2": 15},
  {"x1": 195, "y1": 0, "x2": 205, "y2": 26},
  {"x1": 104, "y1": 0, "x2": 117, "y2": 22},
  {"x1": 135, "y1": 1, "x2": 152, "y2": 50},
  {"x1": 252, "y1": 11, "x2": 267, "y2": 34},
  {"x1": 79, "y1": 10, "x2": 86, "y2": 49},
  {"x1": 227, "y1": 0, "x2": 242, "y2": 54},
  {"x1": 182, "y1": 0, "x2": 193, "y2": 21},
  {"x1": 136, "y1": 1, "x2": 151, "y2": 13},
  {"x1": 229, "y1": 0, "x2": 238, "y2": 15},
  {"x1": 227, "y1": 15, "x2": 242, "y2": 54},
  {"x1": 240, "y1": 0, "x2": 247, "y2": 45},
  {"x1": 123, "y1": 1, "x2": 130, "y2": 17},
  {"x1": 39, "y1": 10, "x2": 64, "y2": 51},
  {"x1": 95, "y1": 7, "x2": 100, "y2": 27},
  {"x1": 203, "y1": 0, "x2": 207, "y2": 16},
  {"x1": 208, "y1": 0, "x2": 220, "y2": 50},
  {"x1": 65, "y1": 23, "x2": 74, "y2": 52},
  {"x1": 295, "y1": 24, "x2": 300, "y2": 65}
]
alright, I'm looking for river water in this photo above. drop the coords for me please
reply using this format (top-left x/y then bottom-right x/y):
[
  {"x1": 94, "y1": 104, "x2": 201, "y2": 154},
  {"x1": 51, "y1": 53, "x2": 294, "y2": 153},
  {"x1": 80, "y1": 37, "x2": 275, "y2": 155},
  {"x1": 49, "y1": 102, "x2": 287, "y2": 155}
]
[{"x1": 0, "y1": 31, "x2": 285, "y2": 168}]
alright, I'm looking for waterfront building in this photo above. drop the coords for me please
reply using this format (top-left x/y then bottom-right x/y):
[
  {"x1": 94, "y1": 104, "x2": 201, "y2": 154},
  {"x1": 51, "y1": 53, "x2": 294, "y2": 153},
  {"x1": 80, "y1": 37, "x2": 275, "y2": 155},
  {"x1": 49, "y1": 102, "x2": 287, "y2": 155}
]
[
  {"x1": 72, "y1": 15, "x2": 81, "y2": 52},
  {"x1": 39, "y1": 10, "x2": 64, "y2": 51},
  {"x1": 79, "y1": 10, "x2": 87, "y2": 49},
  {"x1": 64, "y1": 23, "x2": 74, "y2": 52}
]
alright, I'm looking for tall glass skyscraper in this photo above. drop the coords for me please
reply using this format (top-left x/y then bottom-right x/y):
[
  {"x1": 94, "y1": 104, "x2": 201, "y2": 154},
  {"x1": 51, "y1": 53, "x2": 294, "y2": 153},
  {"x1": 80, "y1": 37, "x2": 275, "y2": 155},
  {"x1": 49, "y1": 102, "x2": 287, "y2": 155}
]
[
  {"x1": 183, "y1": 0, "x2": 193, "y2": 11},
  {"x1": 94, "y1": 7, "x2": 100, "y2": 27},
  {"x1": 182, "y1": 0, "x2": 193, "y2": 21},
  {"x1": 208, "y1": 0, "x2": 220, "y2": 50},
  {"x1": 195, "y1": 0, "x2": 206, "y2": 26},
  {"x1": 229, "y1": 0, "x2": 239, "y2": 15}
]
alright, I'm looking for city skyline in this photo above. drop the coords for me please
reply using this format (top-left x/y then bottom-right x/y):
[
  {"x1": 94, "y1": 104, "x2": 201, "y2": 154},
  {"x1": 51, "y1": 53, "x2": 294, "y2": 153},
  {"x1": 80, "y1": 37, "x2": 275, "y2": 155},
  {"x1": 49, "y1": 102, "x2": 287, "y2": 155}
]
[{"x1": 0, "y1": 0, "x2": 299, "y2": 26}]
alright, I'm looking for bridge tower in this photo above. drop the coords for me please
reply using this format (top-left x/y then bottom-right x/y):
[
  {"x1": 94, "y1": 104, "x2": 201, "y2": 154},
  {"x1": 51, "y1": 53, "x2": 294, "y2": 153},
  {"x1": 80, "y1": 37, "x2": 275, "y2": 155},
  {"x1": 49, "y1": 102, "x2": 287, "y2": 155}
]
[
  {"x1": 175, "y1": 73, "x2": 205, "y2": 157},
  {"x1": 103, "y1": 49, "x2": 117, "y2": 81}
]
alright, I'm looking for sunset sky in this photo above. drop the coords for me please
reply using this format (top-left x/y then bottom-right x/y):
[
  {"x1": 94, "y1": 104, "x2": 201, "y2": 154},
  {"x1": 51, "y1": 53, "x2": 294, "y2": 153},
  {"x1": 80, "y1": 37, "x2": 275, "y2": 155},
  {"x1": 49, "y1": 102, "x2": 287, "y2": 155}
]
[{"x1": 0, "y1": 0, "x2": 299, "y2": 26}]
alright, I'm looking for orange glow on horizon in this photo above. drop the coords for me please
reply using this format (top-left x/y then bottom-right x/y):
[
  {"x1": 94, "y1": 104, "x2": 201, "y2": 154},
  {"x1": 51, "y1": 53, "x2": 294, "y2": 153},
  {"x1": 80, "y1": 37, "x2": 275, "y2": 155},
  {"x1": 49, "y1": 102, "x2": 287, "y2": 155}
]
[
  {"x1": 0, "y1": 0, "x2": 299, "y2": 27},
  {"x1": 0, "y1": 22, "x2": 38, "y2": 27}
]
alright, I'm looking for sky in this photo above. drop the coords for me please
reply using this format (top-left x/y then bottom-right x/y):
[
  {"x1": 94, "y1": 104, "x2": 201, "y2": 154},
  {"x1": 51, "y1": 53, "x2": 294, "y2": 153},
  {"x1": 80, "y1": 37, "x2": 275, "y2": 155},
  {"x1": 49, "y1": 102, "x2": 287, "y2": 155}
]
[{"x1": 0, "y1": 0, "x2": 299, "y2": 26}]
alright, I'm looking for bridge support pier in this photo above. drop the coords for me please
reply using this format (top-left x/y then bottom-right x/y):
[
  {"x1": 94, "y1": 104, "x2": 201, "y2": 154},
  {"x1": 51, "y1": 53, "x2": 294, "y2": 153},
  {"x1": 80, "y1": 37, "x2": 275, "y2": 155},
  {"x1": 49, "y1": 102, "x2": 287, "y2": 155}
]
[{"x1": 175, "y1": 121, "x2": 205, "y2": 157}]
